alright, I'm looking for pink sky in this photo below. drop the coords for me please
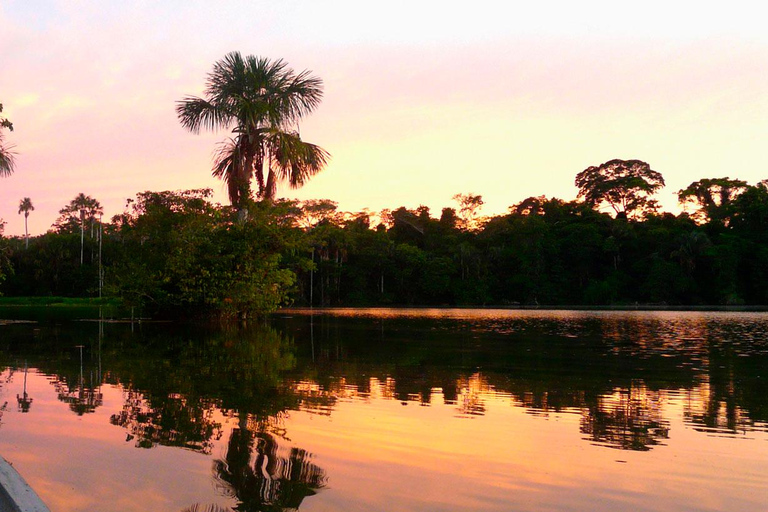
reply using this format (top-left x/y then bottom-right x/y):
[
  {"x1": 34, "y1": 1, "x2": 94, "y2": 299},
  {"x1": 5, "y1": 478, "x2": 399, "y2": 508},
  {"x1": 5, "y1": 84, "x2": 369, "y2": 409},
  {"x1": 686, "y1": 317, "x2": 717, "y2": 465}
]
[{"x1": 2, "y1": 1, "x2": 768, "y2": 236}]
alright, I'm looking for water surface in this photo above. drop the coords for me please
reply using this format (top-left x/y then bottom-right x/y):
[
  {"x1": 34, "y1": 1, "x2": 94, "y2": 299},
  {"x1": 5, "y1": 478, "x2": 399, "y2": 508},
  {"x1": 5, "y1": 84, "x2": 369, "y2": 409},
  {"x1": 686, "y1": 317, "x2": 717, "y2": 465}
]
[{"x1": 0, "y1": 308, "x2": 766, "y2": 511}]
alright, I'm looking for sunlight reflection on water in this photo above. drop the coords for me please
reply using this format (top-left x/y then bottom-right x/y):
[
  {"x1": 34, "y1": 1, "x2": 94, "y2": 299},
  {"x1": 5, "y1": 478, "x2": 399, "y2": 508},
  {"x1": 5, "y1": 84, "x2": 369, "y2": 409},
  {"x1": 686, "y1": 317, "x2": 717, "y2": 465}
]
[{"x1": 0, "y1": 309, "x2": 766, "y2": 511}]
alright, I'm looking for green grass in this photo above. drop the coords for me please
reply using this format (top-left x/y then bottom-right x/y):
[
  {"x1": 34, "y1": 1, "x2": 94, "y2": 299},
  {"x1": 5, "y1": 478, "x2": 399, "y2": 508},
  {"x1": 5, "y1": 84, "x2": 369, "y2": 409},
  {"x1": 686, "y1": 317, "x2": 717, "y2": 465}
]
[{"x1": 0, "y1": 296, "x2": 122, "y2": 307}]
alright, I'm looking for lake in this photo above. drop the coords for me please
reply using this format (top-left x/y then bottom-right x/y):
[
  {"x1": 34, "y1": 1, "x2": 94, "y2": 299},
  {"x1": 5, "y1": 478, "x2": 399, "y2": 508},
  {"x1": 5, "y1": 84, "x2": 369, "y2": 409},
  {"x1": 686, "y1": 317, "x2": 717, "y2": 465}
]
[{"x1": 0, "y1": 307, "x2": 767, "y2": 511}]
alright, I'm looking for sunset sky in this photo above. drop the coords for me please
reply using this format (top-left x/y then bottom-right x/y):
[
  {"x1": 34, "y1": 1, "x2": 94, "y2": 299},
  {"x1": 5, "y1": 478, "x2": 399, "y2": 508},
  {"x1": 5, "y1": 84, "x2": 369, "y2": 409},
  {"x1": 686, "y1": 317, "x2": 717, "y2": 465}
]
[{"x1": 1, "y1": 1, "x2": 767, "y2": 236}]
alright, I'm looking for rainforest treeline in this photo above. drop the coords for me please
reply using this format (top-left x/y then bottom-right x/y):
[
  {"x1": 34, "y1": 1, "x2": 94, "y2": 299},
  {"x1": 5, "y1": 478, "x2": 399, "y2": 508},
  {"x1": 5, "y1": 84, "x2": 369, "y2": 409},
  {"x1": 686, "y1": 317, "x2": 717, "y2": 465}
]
[{"x1": 1, "y1": 168, "x2": 767, "y2": 316}]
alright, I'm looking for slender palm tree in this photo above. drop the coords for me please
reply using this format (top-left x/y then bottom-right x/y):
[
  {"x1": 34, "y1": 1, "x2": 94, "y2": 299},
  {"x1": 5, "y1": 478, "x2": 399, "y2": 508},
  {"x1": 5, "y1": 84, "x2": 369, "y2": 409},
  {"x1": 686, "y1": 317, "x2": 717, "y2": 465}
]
[
  {"x1": 177, "y1": 52, "x2": 329, "y2": 211},
  {"x1": 0, "y1": 103, "x2": 15, "y2": 177},
  {"x1": 53, "y1": 193, "x2": 103, "y2": 234},
  {"x1": 18, "y1": 197, "x2": 34, "y2": 248}
]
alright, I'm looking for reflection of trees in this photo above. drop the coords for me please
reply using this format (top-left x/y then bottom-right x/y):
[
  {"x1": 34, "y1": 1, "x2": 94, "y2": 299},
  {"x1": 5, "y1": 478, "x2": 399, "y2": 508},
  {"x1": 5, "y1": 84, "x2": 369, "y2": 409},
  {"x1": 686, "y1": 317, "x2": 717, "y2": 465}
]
[
  {"x1": 51, "y1": 375, "x2": 103, "y2": 415},
  {"x1": 274, "y1": 313, "x2": 768, "y2": 452},
  {"x1": 109, "y1": 389, "x2": 222, "y2": 452},
  {"x1": 683, "y1": 380, "x2": 747, "y2": 434},
  {"x1": 101, "y1": 325, "x2": 296, "y2": 447},
  {"x1": 214, "y1": 425, "x2": 326, "y2": 512},
  {"x1": 455, "y1": 374, "x2": 489, "y2": 417},
  {"x1": 104, "y1": 323, "x2": 327, "y2": 510},
  {"x1": 580, "y1": 383, "x2": 669, "y2": 451}
]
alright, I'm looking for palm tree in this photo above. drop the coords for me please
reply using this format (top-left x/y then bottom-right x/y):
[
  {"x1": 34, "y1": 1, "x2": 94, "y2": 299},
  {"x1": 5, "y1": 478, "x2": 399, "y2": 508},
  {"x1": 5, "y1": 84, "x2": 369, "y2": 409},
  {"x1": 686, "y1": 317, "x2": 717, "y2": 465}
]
[
  {"x1": 53, "y1": 193, "x2": 103, "y2": 235},
  {"x1": 18, "y1": 197, "x2": 34, "y2": 248},
  {"x1": 0, "y1": 103, "x2": 15, "y2": 177},
  {"x1": 177, "y1": 52, "x2": 329, "y2": 212}
]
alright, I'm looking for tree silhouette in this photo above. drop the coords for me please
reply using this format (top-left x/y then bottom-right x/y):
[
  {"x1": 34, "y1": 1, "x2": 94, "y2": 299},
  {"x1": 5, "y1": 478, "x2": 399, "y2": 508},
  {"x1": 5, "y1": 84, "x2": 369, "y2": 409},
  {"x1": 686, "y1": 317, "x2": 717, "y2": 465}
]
[
  {"x1": 678, "y1": 177, "x2": 748, "y2": 225},
  {"x1": 575, "y1": 159, "x2": 664, "y2": 219},
  {"x1": 17, "y1": 197, "x2": 34, "y2": 249},
  {"x1": 52, "y1": 193, "x2": 103, "y2": 235},
  {"x1": 177, "y1": 52, "x2": 329, "y2": 212}
]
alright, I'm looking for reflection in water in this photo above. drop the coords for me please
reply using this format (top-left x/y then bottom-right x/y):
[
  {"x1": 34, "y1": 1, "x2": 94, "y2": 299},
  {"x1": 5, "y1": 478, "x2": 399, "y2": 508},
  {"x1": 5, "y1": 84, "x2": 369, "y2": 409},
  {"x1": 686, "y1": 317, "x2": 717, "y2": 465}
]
[
  {"x1": 180, "y1": 506, "x2": 230, "y2": 512},
  {"x1": 16, "y1": 363, "x2": 32, "y2": 412},
  {"x1": 276, "y1": 310, "x2": 768, "y2": 450},
  {"x1": 52, "y1": 374, "x2": 103, "y2": 415},
  {"x1": 1, "y1": 309, "x2": 768, "y2": 510},
  {"x1": 109, "y1": 389, "x2": 222, "y2": 452},
  {"x1": 580, "y1": 383, "x2": 669, "y2": 451},
  {"x1": 214, "y1": 424, "x2": 326, "y2": 512}
]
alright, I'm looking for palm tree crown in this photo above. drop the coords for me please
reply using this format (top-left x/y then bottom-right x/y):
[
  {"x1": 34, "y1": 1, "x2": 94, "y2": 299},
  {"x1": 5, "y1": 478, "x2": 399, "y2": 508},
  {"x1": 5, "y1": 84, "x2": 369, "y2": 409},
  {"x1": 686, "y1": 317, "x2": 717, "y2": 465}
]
[
  {"x1": 176, "y1": 52, "x2": 329, "y2": 209},
  {"x1": 18, "y1": 197, "x2": 34, "y2": 217},
  {"x1": 53, "y1": 193, "x2": 103, "y2": 234},
  {"x1": 18, "y1": 197, "x2": 34, "y2": 248}
]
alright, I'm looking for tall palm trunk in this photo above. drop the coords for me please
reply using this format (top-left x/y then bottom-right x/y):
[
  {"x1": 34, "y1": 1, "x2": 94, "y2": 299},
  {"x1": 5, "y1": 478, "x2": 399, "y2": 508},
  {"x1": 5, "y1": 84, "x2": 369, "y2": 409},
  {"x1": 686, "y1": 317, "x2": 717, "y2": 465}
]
[
  {"x1": 265, "y1": 169, "x2": 277, "y2": 200},
  {"x1": 24, "y1": 212, "x2": 29, "y2": 249}
]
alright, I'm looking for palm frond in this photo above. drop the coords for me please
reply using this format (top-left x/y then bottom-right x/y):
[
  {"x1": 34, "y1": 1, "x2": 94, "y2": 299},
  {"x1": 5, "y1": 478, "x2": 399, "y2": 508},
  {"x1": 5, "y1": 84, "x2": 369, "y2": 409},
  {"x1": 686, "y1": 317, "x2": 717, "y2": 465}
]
[
  {"x1": 176, "y1": 97, "x2": 231, "y2": 133},
  {"x1": 212, "y1": 138, "x2": 243, "y2": 205},
  {"x1": 0, "y1": 134, "x2": 15, "y2": 177},
  {"x1": 269, "y1": 131, "x2": 330, "y2": 189}
]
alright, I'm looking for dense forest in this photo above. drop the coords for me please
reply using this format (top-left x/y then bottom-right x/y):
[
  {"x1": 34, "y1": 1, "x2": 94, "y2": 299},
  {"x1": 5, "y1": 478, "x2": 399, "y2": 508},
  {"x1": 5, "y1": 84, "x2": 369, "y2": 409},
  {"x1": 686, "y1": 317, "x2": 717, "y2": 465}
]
[
  {"x1": 1, "y1": 169, "x2": 767, "y2": 315},
  {"x1": 3, "y1": 55, "x2": 768, "y2": 317}
]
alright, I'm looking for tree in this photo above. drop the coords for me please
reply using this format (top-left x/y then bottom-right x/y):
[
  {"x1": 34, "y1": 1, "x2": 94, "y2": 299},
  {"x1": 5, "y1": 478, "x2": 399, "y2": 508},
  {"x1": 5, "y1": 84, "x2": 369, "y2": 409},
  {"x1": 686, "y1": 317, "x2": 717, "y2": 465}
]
[
  {"x1": 575, "y1": 159, "x2": 664, "y2": 219},
  {"x1": 678, "y1": 177, "x2": 748, "y2": 225},
  {"x1": 177, "y1": 52, "x2": 329, "y2": 211},
  {"x1": 0, "y1": 220, "x2": 9, "y2": 293},
  {"x1": 0, "y1": 103, "x2": 15, "y2": 177},
  {"x1": 52, "y1": 193, "x2": 104, "y2": 266},
  {"x1": 109, "y1": 190, "x2": 297, "y2": 318},
  {"x1": 53, "y1": 193, "x2": 103, "y2": 235},
  {"x1": 452, "y1": 193, "x2": 485, "y2": 230},
  {"x1": 18, "y1": 197, "x2": 34, "y2": 249}
]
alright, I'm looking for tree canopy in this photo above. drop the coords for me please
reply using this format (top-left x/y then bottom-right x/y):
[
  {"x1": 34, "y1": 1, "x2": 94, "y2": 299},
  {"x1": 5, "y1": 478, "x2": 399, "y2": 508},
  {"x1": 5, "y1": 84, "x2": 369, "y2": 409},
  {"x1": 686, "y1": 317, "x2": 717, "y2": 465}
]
[
  {"x1": 52, "y1": 193, "x2": 103, "y2": 234},
  {"x1": 575, "y1": 159, "x2": 665, "y2": 219},
  {"x1": 678, "y1": 177, "x2": 748, "y2": 224}
]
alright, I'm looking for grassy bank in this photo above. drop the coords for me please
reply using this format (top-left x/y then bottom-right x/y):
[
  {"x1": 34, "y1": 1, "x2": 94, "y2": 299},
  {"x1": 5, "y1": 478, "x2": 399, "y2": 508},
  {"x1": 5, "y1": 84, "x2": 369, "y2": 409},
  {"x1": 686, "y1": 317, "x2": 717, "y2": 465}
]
[{"x1": 0, "y1": 296, "x2": 121, "y2": 307}]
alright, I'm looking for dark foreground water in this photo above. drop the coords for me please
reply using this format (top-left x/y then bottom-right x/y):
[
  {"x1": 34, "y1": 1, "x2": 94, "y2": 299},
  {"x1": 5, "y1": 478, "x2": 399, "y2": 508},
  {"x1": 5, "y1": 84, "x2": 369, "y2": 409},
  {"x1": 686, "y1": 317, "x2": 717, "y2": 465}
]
[{"x1": 0, "y1": 307, "x2": 767, "y2": 511}]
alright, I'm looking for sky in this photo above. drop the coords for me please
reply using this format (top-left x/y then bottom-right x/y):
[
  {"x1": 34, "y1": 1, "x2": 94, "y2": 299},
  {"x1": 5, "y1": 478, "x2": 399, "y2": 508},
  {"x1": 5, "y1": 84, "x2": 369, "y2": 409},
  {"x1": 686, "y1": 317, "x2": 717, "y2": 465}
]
[{"x1": 1, "y1": 1, "x2": 768, "y2": 236}]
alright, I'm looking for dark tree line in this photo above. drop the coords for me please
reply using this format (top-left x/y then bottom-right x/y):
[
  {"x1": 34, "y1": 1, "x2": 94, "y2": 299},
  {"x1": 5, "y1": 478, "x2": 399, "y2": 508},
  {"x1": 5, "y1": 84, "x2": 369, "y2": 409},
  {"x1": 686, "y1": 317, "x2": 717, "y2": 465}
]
[
  {"x1": 290, "y1": 166, "x2": 768, "y2": 307},
  {"x1": 1, "y1": 161, "x2": 768, "y2": 312}
]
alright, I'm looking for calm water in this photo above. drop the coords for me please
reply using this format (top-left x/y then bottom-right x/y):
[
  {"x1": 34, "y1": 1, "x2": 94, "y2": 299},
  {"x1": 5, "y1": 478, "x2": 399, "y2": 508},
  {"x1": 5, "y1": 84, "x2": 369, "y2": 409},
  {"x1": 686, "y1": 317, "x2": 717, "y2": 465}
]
[{"x1": 0, "y1": 307, "x2": 767, "y2": 511}]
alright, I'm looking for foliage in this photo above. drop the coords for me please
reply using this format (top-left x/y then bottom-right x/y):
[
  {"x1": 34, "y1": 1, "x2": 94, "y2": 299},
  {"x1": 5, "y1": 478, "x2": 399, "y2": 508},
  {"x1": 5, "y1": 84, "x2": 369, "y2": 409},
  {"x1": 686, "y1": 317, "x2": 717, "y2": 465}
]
[
  {"x1": 678, "y1": 177, "x2": 748, "y2": 224},
  {"x1": 2, "y1": 170, "x2": 768, "y2": 309},
  {"x1": 575, "y1": 159, "x2": 665, "y2": 219},
  {"x1": 107, "y1": 189, "x2": 298, "y2": 318},
  {"x1": 52, "y1": 193, "x2": 103, "y2": 234},
  {"x1": 0, "y1": 102, "x2": 15, "y2": 177},
  {"x1": 177, "y1": 52, "x2": 329, "y2": 208},
  {"x1": 452, "y1": 193, "x2": 485, "y2": 231},
  {"x1": 0, "y1": 220, "x2": 9, "y2": 293}
]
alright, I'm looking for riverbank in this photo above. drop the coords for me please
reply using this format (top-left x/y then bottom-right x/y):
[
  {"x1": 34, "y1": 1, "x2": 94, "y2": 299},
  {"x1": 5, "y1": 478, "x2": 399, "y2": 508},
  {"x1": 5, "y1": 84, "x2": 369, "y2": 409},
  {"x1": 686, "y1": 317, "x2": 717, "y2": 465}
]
[
  {"x1": 0, "y1": 297, "x2": 120, "y2": 307},
  {"x1": 281, "y1": 304, "x2": 768, "y2": 313}
]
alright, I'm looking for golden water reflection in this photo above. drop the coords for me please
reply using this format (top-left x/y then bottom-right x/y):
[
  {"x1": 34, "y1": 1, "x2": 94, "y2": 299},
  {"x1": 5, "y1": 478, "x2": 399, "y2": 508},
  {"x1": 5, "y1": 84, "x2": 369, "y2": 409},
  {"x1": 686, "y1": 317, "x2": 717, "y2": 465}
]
[{"x1": 0, "y1": 310, "x2": 767, "y2": 511}]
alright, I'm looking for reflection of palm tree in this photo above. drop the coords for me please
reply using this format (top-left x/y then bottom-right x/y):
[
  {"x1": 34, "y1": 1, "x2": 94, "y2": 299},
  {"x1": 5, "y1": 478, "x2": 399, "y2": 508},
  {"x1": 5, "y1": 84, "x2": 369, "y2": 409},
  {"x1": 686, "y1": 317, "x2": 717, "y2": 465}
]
[
  {"x1": 214, "y1": 425, "x2": 326, "y2": 512},
  {"x1": 179, "y1": 505, "x2": 230, "y2": 512},
  {"x1": 16, "y1": 363, "x2": 32, "y2": 412}
]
